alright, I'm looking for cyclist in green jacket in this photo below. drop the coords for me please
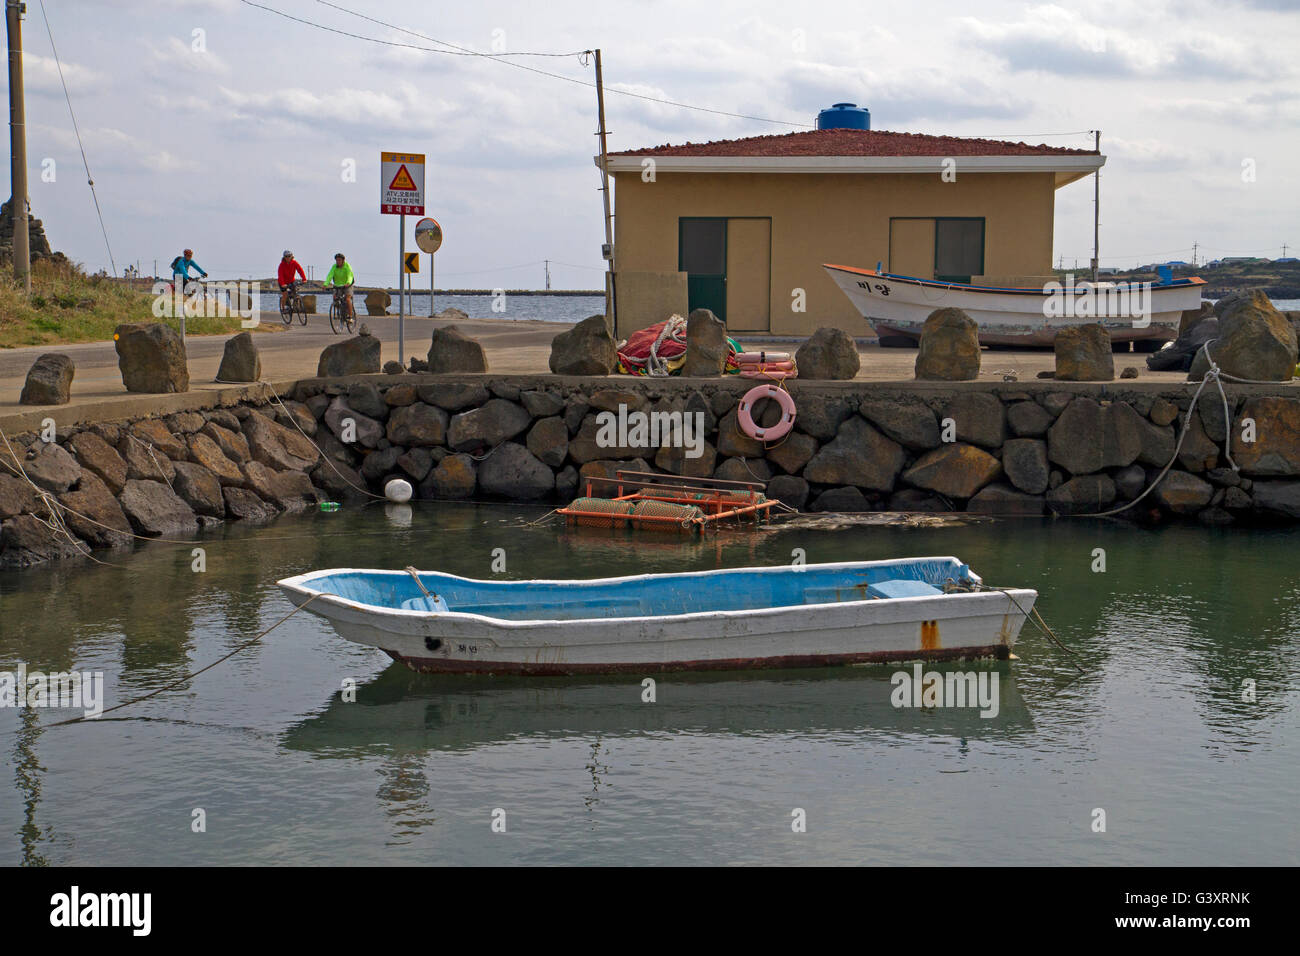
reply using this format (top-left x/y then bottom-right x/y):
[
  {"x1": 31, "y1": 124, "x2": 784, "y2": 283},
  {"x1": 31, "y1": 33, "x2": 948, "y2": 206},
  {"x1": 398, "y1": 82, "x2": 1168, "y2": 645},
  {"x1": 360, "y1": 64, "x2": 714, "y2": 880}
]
[{"x1": 323, "y1": 252, "x2": 356, "y2": 321}]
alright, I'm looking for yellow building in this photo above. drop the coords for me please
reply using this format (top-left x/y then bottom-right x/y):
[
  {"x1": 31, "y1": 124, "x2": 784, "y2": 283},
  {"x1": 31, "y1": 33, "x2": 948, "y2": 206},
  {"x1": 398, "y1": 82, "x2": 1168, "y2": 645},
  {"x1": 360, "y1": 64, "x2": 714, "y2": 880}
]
[{"x1": 601, "y1": 121, "x2": 1103, "y2": 339}]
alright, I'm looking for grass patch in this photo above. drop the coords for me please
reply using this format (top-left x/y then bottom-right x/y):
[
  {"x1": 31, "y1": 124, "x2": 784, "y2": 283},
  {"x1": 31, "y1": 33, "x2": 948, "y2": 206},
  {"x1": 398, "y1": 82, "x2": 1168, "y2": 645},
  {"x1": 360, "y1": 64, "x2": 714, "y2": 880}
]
[{"x1": 0, "y1": 259, "x2": 276, "y2": 349}]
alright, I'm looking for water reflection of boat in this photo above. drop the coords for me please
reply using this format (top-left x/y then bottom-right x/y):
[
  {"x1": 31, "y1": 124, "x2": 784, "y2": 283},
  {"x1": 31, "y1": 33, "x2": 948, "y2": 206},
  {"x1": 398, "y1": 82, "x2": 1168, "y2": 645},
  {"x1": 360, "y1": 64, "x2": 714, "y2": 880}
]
[
  {"x1": 278, "y1": 558, "x2": 1036, "y2": 675},
  {"x1": 282, "y1": 663, "x2": 1034, "y2": 757}
]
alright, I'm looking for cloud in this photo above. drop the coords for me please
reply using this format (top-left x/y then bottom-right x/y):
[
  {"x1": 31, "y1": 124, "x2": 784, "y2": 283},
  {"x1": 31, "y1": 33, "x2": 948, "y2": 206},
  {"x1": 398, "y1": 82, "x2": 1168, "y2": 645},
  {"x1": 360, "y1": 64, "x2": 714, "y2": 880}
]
[
  {"x1": 1154, "y1": 91, "x2": 1300, "y2": 126},
  {"x1": 960, "y1": 4, "x2": 1284, "y2": 80},
  {"x1": 961, "y1": 6, "x2": 1160, "y2": 76},
  {"x1": 1103, "y1": 136, "x2": 1196, "y2": 169},
  {"x1": 219, "y1": 84, "x2": 421, "y2": 131},
  {"x1": 147, "y1": 35, "x2": 230, "y2": 75},
  {"x1": 30, "y1": 123, "x2": 201, "y2": 176},
  {"x1": 20, "y1": 54, "x2": 107, "y2": 96},
  {"x1": 780, "y1": 64, "x2": 1030, "y2": 126}
]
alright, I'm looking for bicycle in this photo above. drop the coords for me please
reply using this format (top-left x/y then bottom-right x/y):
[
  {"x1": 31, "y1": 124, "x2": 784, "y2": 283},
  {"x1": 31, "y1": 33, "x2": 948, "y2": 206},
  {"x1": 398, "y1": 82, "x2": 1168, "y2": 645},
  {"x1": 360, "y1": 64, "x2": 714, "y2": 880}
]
[
  {"x1": 328, "y1": 285, "x2": 355, "y2": 335},
  {"x1": 280, "y1": 282, "x2": 309, "y2": 327}
]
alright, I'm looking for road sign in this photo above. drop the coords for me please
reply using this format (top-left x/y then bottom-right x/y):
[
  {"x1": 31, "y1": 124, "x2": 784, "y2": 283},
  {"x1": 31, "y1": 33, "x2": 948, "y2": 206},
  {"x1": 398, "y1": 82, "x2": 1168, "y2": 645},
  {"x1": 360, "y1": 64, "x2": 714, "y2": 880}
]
[
  {"x1": 414, "y1": 217, "x2": 443, "y2": 254},
  {"x1": 404, "y1": 252, "x2": 419, "y2": 274},
  {"x1": 381, "y1": 151, "x2": 425, "y2": 215}
]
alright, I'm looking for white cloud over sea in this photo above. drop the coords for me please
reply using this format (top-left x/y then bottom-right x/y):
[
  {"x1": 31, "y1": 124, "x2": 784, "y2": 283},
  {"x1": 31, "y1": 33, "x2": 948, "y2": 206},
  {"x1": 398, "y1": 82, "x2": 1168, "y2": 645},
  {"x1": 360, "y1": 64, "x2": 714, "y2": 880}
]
[{"x1": 1, "y1": 0, "x2": 1296, "y2": 285}]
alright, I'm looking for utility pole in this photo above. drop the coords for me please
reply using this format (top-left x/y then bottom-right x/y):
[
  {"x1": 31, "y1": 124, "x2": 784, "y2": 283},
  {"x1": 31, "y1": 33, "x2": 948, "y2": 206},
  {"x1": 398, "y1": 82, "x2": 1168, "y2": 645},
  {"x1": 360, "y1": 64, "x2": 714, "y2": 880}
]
[
  {"x1": 7, "y1": 0, "x2": 30, "y2": 292},
  {"x1": 1091, "y1": 130, "x2": 1100, "y2": 283},
  {"x1": 545, "y1": 259, "x2": 551, "y2": 291},
  {"x1": 398, "y1": 213, "x2": 406, "y2": 364},
  {"x1": 1192, "y1": 242, "x2": 1198, "y2": 267},
  {"x1": 1283, "y1": 243, "x2": 1289, "y2": 258},
  {"x1": 594, "y1": 49, "x2": 616, "y2": 334}
]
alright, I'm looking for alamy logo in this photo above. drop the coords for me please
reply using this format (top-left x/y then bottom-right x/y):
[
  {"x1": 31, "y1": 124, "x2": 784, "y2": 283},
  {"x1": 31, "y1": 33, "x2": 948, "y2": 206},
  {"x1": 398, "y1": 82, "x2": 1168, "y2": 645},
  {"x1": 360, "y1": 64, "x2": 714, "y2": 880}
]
[
  {"x1": 0, "y1": 665, "x2": 104, "y2": 718},
  {"x1": 890, "y1": 663, "x2": 1000, "y2": 718},
  {"x1": 49, "y1": 886, "x2": 151, "y2": 936},
  {"x1": 1042, "y1": 275, "x2": 1154, "y2": 328},
  {"x1": 595, "y1": 403, "x2": 705, "y2": 459},
  {"x1": 151, "y1": 279, "x2": 259, "y2": 326}
]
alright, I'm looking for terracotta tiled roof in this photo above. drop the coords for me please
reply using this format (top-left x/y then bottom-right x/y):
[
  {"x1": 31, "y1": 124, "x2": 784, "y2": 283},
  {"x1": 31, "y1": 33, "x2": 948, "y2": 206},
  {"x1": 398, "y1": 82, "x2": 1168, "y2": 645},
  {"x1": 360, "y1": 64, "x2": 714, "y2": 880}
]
[{"x1": 611, "y1": 128, "x2": 1097, "y2": 158}]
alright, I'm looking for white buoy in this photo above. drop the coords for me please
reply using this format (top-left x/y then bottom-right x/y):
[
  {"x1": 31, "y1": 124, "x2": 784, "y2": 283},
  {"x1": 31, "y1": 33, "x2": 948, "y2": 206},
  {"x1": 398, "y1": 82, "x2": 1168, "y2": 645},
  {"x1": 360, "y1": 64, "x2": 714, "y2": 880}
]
[{"x1": 384, "y1": 478, "x2": 413, "y2": 503}]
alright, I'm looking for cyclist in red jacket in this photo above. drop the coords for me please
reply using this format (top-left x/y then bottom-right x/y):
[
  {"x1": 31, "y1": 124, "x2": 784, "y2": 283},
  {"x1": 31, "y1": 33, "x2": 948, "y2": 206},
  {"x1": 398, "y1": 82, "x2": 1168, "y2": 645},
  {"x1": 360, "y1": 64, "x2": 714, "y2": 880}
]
[{"x1": 277, "y1": 250, "x2": 306, "y2": 310}]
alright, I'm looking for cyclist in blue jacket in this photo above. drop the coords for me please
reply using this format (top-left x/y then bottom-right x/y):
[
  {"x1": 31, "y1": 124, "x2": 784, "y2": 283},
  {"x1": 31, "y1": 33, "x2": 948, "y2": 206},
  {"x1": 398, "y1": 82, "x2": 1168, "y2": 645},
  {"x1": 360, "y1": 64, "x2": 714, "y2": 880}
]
[{"x1": 170, "y1": 249, "x2": 207, "y2": 292}]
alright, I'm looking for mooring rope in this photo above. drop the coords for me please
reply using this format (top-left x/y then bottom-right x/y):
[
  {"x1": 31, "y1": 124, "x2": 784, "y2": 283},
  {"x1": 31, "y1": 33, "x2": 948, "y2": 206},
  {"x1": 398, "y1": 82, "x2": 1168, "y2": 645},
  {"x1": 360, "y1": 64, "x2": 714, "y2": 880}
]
[
  {"x1": 1068, "y1": 339, "x2": 1247, "y2": 519},
  {"x1": 261, "y1": 381, "x2": 388, "y2": 501},
  {"x1": 0, "y1": 427, "x2": 107, "y2": 563},
  {"x1": 42, "y1": 593, "x2": 321, "y2": 728},
  {"x1": 130, "y1": 433, "x2": 176, "y2": 492},
  {"x1": 976, "y1": 583, "x2": 1085, "y2": 674}
]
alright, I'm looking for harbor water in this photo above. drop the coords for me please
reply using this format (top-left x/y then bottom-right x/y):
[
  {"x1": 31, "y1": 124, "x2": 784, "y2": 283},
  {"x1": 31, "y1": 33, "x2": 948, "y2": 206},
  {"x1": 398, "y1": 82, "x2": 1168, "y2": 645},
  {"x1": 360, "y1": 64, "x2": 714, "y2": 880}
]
[{"x1": 1, "y1": 506, "x2": 1297, "y2": 865}]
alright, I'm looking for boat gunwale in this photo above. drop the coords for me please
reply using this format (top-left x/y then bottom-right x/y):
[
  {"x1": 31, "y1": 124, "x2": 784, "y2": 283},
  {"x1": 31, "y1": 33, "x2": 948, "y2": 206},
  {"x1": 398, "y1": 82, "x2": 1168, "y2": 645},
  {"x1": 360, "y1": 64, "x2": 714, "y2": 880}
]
[
  {"x1": 823, "y1": 263, "x2": 1207, "y2": 295},
  {"x1": 275, "y1": 559, "x2": 1037, "y2": 631}
]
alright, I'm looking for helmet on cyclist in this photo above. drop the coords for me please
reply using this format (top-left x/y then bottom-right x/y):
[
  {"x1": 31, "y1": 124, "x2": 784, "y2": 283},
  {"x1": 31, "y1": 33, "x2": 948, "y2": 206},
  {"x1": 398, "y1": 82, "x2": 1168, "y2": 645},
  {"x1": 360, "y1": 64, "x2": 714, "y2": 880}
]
[
  {"x1": 283, "y1": 250, "x2": 293, "y2": 258},
  {"x1": 183, "y1": 248, "x2": 193, "y2": 257},
  {"x1": 334, "y1": 252, "x2": 345, "y2": 260}
]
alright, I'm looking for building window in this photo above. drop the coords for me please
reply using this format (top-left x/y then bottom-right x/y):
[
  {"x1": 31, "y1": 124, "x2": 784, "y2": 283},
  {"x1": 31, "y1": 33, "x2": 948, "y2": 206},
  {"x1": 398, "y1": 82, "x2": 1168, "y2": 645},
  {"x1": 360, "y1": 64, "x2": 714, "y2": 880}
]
[
  {"x1": 679, "y1": 218, "x2": 726, "y2": 275},
  {"x1": 934, "y1": 218, "x2": 984, "y2": 283}
]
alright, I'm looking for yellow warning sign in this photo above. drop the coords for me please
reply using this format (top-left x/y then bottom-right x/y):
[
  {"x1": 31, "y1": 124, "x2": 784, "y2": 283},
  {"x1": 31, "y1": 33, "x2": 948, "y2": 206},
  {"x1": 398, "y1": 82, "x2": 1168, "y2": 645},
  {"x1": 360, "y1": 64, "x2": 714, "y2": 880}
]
[
  {"x1": 388, "y1": 165, "x2": 417, "y2": 192},
  {"x1": 404, "y1": 253, "x2": 419, "y2": 274}
]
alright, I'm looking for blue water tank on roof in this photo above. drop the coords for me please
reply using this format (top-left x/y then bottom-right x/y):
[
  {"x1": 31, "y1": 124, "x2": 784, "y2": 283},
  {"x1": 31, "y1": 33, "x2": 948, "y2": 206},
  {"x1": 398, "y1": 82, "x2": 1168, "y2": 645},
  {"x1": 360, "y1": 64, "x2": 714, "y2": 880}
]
[{"x1": 817, "y1": 102, "x2": 870, "y2": 130}]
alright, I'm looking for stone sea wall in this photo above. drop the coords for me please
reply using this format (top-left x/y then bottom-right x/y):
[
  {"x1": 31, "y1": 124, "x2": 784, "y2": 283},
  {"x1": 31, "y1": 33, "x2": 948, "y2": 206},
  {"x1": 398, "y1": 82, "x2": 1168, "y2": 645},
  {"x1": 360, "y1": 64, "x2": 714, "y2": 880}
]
[{"x1": 4, "y1": 374, "x2": 1300, "y2": 569}]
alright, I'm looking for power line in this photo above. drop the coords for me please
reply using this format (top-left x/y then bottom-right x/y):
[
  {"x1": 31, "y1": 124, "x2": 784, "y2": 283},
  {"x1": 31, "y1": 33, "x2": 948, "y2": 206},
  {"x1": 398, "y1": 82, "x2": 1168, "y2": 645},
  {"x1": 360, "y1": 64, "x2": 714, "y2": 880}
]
[
  {"x1": 548, "y1": 259, "x2": 607, "y2": 271},
  {"x1": 237, "y1": 0, "x2": 814, "y2": 127},
  {"x1": 312, "y1": 0, "x2": 585, "y2": 58},
  {"x1": 955, "y1": 130, "x2": 1094, "y2": 140},
  {"x1": 37, "y1": 0, "x2": 116, "y2": 275}
]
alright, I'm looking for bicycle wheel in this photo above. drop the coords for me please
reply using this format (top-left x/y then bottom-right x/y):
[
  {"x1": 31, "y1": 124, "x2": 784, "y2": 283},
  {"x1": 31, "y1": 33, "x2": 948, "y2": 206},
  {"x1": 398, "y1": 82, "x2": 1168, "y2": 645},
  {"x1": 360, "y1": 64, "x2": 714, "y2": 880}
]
[
  {"x1": 280, "y1": 301, "x2": 293, "y2": 326},
  {"x1": 296, "y1": 298, "x2": 308, "y2": 326},
  {"x1": 328, "y1": 301, "x2": 340, "y2": 334}
]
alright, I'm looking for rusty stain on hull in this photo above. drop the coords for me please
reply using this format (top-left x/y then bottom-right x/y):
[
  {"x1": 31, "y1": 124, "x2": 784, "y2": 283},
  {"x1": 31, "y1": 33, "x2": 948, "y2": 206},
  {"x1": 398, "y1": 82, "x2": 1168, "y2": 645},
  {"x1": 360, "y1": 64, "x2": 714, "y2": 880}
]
[
  {"x1": 386, "y1": 643, "x2": 1010, "y2": 676},
  {"x1": 921, "y1": 619, "x2": 940, "y2": 651}
]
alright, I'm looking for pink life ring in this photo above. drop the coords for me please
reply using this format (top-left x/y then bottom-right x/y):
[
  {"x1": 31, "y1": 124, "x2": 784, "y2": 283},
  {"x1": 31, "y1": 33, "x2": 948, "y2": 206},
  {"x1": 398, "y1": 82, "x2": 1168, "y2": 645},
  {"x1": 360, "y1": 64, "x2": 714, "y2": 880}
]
[{"x1": 737, "y1": 384, "x2": 796, "y2": 441}]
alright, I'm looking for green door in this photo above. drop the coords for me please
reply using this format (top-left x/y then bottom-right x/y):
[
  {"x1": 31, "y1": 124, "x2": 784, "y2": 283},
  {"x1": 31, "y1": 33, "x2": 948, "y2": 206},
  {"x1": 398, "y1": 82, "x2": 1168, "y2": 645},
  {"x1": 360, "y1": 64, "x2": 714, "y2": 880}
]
[{"x1": 679, "y1": 218, "x2": 727, "y2": 320}]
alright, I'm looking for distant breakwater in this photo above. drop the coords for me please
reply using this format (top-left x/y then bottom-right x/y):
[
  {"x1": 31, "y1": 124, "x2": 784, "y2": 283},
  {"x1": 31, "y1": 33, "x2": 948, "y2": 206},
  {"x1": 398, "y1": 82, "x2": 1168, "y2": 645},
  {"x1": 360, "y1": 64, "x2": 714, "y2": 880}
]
[{"x1": 4, "y1": 375, "x2": 1300, "y2": 570}]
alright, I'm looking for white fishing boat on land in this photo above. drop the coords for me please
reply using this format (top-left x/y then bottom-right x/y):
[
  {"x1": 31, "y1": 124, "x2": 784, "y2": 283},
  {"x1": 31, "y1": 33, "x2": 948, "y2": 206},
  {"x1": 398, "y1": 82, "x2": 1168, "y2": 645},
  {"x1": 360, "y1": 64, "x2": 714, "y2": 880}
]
[
  {"x1": 277, "y1": 558, "x2": 1037, "y2": 676},
  {"x1": 824, "y1": 263, "x2": 1206, "y2": 347}
]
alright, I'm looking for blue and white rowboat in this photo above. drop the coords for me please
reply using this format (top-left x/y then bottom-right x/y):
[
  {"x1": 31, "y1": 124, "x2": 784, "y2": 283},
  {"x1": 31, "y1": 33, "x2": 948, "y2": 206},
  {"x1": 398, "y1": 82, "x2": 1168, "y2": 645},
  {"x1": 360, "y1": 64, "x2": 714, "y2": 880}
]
[{"x1": 278, "y1": 558, "x2": 1037, "y2": 676}]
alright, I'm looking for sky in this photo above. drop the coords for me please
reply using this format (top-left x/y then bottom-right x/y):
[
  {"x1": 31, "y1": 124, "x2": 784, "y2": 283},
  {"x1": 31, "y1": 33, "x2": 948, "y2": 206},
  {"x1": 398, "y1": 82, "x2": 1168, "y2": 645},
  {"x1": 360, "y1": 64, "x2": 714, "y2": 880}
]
[{"x1": 2, "y1": 0, "x2": 1297, "y2": 289}]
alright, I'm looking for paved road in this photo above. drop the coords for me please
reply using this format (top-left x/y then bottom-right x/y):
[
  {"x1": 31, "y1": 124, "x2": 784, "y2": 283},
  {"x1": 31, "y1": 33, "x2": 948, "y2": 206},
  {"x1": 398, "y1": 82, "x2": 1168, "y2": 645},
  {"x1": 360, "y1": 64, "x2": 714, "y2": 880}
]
[{"x1": 0, "y1": 313, "x2": 571, "y2": 414}]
